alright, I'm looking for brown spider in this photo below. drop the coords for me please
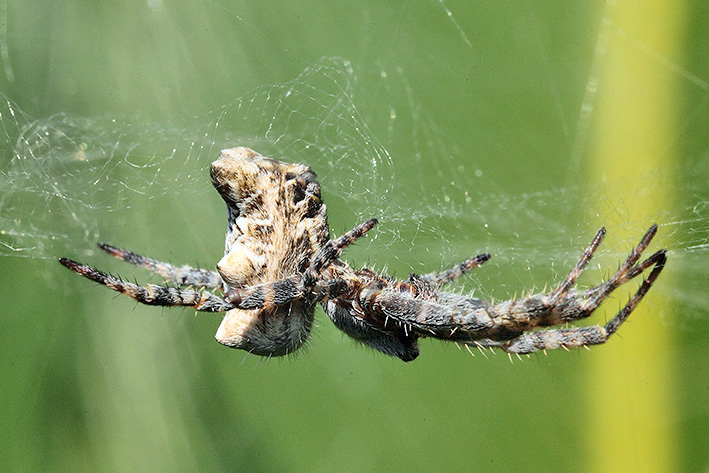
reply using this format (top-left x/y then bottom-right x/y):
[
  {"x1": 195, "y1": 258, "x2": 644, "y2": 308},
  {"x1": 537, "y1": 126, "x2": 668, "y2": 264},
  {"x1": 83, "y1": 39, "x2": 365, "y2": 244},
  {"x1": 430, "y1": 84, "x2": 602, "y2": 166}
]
[{"x1": 59, "y1": 147, "x2": 667, "y2": 361}]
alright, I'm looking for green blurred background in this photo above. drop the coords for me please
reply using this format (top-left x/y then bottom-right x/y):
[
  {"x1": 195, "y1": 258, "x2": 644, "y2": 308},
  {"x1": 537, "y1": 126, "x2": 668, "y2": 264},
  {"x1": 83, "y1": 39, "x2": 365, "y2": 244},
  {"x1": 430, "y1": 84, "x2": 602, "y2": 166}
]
[{"x1": 1, "y1": 1, "x2": 708, "y2": 472}]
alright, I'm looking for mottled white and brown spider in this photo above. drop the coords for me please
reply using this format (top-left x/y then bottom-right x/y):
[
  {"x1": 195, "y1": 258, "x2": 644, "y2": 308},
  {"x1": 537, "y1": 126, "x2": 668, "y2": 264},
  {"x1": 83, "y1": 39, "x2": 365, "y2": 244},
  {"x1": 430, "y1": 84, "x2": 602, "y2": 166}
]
[{"x1": 59, "y1": 147, "x2": 667, "y2": 361}]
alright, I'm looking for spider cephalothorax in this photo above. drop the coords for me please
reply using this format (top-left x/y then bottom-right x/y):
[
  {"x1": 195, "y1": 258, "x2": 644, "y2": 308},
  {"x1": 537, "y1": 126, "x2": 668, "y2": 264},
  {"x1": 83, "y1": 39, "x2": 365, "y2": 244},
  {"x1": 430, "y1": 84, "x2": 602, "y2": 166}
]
[{"x1": 60, "y1": 147, "x2": 667, "y2": 361}]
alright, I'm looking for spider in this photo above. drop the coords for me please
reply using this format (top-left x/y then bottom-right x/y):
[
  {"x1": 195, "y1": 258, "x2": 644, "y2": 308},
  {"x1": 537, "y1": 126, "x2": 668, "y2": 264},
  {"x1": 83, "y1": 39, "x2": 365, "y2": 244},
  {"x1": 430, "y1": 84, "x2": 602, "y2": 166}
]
[{"x1": 59, "y1": 147, "x2": 667, "y2": 361}]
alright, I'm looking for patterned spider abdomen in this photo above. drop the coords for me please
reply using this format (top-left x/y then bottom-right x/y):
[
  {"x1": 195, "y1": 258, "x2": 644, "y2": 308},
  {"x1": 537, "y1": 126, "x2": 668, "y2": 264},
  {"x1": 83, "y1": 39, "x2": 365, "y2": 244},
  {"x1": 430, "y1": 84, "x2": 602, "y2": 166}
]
[{"x1": 210, "y1": 148, "x2": 329, "y2": 356}]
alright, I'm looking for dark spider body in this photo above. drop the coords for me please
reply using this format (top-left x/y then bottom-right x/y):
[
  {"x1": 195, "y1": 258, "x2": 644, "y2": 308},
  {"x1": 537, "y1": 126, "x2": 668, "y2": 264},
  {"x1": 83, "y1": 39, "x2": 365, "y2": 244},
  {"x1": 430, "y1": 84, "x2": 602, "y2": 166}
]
[{"x1": 60, "y1": 148, "x2": 667, "y2": 361}]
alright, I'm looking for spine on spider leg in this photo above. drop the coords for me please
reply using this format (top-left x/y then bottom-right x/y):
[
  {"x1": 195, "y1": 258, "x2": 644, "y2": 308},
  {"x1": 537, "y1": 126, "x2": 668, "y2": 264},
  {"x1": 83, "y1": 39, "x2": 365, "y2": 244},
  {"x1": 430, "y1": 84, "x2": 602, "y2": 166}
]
[
  {"x1": 359, "y1": 288, "x2": 495, "y2": 341},
  {"x1": 501, "y1": 326, "x2": 608, "y2": 354},
  {"x1": 309, "y1": 279, "x2": 349, "y2": 303}
]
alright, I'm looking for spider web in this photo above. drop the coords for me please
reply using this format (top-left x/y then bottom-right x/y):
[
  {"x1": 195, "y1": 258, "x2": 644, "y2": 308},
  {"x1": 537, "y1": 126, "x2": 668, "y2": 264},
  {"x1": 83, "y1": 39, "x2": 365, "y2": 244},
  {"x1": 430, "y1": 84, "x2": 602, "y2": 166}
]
[
  {"x1": 0, "y1": 3, "x2": 708, "y2": 472},
  {"x1": 0, "y1": 59, "x2": 391, "y2": 258},
  {"x1": 0, "y1": 50, "x2": 707, "y2": 316}
]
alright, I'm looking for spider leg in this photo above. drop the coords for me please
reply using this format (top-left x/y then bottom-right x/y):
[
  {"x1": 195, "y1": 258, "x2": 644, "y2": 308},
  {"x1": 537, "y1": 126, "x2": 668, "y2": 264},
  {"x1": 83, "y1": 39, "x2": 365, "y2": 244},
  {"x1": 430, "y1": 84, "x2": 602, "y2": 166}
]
[
  {"x1": 359, "y1": 288, "x2": 496, "y2": 340},
  {"x1": 224, "y1": 220, "x2": 377, "y2": 311},
  {"x1": 580, "y1": 224, "x2": 659, "y2": 308},
  {"x1": 59, "y1": 258, "x2": 232, "y2": 312},
  {"x1": 98, "y1": 243, "x2": 223, "y2": 289},
  {"x1": 476, "y1": 249, "x2": 666, "y2": 354},
  {"x1": 476, "y1": 226, "x2": 664, "y2": 335},
  {"x1": 549, "y1": 227, "x2": 606, "y2": 301},
  {"x1": 300, "y1": 218, "x2": 377, "y2": 297},
  {"x1": 418, "y1": 253, "x2": 491, "y2": 287},
  {"x1": 542, "y1": 225, "x2": 661, "y2": 326},
  {"x1": 494, "y1": 224, "x2": 659, "y2": 330},
  {"x1": 308, "y1": 218, "x2": 378, "y2": 275},
  {"x1": 595, "y1": 249, "x2": 666, "y2": 336},
  {"x1": 226, "y1": 277, "x2": 351, "y2": 309},
  {"x1": 361, "y1": 226, "x2": 666, "y2": 352}
]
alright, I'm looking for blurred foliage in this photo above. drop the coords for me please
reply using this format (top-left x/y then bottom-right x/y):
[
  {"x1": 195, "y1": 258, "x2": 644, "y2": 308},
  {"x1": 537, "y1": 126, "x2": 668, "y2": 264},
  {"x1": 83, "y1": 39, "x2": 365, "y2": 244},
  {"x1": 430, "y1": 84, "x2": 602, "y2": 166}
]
[{"x1": 1, "y1": 1, "x2": 708, "y2": 472}]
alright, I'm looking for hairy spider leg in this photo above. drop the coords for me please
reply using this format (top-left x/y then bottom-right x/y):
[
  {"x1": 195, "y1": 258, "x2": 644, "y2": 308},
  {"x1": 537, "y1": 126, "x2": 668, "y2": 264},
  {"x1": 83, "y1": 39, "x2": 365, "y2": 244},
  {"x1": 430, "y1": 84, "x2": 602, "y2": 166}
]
[
  {"x1": 418, "y1": 253, "x2": 491, "y2": 287},
  {"x1": 359, "y1": 225, "x2": 665, "y2": 352},
  {"x1": 78, "y1": 220, "x2": 379, "y2": 314},
  {"x1": 308, "y1": 218, "x2": 378, "y2": 275},
  {"x1": 98, "y1": 243, "x2": 223, "y2": 288},
  {"x1": 226, "y1": 219, "x2": 379, "y2": 309},
  {"x1": 600, "y1": 249, "x2": 666, "y2": 335},
  {"x1": 59, "y1": 256, "x2": 349, "y2": 314},
  {"x1": 225, "y1": 277, "x2": 348, "y2": 309},
  {"x1": 490, "y1": 224, "x2": 660, "y2": 330},
  {"x1": 468, "y1": 249, "x2": 666, "y2": 353},
  {"x1": 548, "y1": 227, "x2": 607, "y2": 301},
  {"x1": 522, "y1": 224, "x2": 662, "y2": 328},
  {"x1": 58, "y1": 258, "x2": 233, "y2": 312},
  {"x1": 580, "y1": 224, "x2": 658, "y2": 304}
]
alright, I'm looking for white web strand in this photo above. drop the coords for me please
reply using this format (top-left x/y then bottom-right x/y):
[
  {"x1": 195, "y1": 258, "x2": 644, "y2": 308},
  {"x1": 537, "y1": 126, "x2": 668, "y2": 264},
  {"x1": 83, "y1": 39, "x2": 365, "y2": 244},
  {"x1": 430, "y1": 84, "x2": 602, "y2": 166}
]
[
  {"x1": 0, "y1": 58, "x2": 395, "y2": 260},
  {"x1": 434, "y1": 0, "x2": 472, "y2": 49},
  {"x1": 0, "y1": 56, "x2": 707, "y2": 317}
]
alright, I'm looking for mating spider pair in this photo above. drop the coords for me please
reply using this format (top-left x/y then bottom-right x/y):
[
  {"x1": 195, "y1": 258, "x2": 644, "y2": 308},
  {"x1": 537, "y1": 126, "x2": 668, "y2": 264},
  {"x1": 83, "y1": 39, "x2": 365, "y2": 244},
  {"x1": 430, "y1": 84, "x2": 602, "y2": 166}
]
[{"x1": 60, "y1": 147, "x2": 666, "y2": 361}]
